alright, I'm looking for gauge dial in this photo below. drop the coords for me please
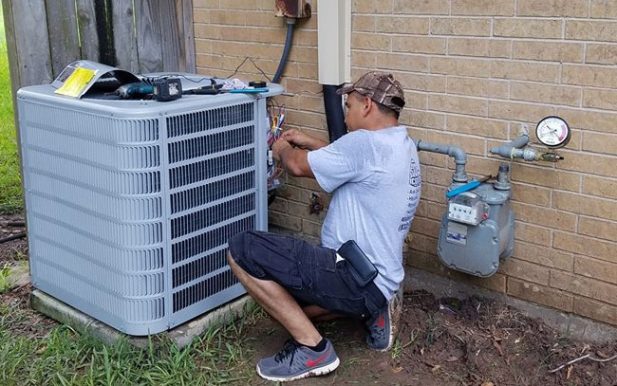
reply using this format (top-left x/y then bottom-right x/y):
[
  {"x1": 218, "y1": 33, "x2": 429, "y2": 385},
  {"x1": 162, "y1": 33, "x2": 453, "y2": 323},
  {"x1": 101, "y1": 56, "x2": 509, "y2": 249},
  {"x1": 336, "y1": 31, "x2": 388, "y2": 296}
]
[{"x1": 536, "y1": 116, "x2": 571, "y2": 148}]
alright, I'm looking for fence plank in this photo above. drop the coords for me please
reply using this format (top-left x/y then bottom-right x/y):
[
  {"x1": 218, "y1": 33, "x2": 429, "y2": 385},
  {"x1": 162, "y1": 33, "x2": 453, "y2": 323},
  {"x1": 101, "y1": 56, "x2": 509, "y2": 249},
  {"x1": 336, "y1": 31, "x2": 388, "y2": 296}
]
[
  {"x1": 177, "y1": 0, "x2": 195, "y2": 73},
  {"x1": 5, "y1": 0, "x2": 53, "y2": 86},
  {"x1": 45, "y1": 0, "x2": 81, "y2": 76},
  {"x1": 111, "y1": 0, "x2": 139, "y2": 72},
  {"x1": 75, "y1": 0, "x2": 100, "y2": 62},
  {"x1": 158, "y1": 0, "x2": 181, "y2": 72},
  {"x1": 134, "y1": 0, "x2": 163, "y2": 73}
]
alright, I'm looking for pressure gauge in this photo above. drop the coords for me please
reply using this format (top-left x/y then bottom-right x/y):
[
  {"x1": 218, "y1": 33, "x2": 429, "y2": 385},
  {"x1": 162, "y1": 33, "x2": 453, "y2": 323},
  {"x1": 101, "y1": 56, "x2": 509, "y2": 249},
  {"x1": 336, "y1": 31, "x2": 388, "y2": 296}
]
[{"x1": 536, "y1": 116, "x2": 571, "y2": 149}]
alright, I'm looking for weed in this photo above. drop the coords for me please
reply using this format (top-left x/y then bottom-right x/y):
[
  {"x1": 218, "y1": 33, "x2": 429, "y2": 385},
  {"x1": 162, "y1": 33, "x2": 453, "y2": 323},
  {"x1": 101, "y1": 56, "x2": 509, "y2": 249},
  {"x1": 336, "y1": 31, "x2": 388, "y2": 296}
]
[{"x1": 0, "y1": 265, "x2": 11, "y2": 294}]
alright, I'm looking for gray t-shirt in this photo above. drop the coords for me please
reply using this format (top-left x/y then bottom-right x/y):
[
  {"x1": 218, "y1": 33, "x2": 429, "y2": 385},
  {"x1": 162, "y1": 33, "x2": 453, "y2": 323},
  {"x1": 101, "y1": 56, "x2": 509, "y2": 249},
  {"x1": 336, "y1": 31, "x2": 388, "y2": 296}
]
[{"x1": 307, "y1": 126, "x2": 421, "y2": 300}]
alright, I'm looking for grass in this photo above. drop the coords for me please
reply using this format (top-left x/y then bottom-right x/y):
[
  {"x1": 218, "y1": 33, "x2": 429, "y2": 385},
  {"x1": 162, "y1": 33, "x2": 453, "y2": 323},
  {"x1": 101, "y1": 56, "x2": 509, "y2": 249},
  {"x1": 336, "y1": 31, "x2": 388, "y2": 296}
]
[
  {"x1": 0, "y1": 304, "x2": 263, "y2": 385},
  {"x1": 0, "y1": 7, "x2": 23, "y2": 214}
]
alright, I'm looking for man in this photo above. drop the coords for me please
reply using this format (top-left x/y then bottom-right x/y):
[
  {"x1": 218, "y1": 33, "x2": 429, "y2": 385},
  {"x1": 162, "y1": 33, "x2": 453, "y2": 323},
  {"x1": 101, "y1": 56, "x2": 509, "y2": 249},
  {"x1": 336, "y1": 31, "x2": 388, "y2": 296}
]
[{"x1": 227, "y1": 72, "x2": 421, "y2": 382}]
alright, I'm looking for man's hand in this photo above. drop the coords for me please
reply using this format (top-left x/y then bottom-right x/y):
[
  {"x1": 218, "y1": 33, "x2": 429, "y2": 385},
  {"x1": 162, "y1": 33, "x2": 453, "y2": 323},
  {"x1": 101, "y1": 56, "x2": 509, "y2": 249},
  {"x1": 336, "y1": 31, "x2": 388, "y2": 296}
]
[
  {"x1": 272, "y1": 138, "x2": 293, "y2": 162},
  {"x1": 281, "y1": 129, "x2": 328, "y2": 150}
]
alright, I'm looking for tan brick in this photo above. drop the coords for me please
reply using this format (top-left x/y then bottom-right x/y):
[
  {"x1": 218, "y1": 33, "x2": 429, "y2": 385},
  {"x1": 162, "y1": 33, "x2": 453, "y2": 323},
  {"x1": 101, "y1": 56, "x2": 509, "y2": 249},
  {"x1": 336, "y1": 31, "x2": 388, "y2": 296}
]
[
  {"x1": 511, "y1": 183, "x2": 551, "y2": 206},
  {"x1": 448, "y1": 38, "x2": 511, "y2": 58},
  {"x1": 582, "y1": 176, "x2": 617, "y2": 200},
  {"x1": 406, "y1": 91, "x2": 428, "y2": 110},
  {"x1": 451, "y1": 0, "x2": 515, "y2": 16},
  {"x1": 583, "y1": 88, "x2": 617, "y2": 111},
  {"x1": 550, "y1": 270, "x2": 617, "y2": 305},
  {"x1": 451, "y1": 271, "x2": 508, "y2": 293},
  {"x1": 352, "y1": 15, "x2": 375, "y2": 32},
  {"x1": 563, "y1": 64, "x2": 617, "y2": 89},
  {"x1": 375, "y1": 16, "x2": 430, "y2": 34},
  {"x1": 461, "y1": 156, "x2": 502, "y2": 177},
  {"x1": 268, "y1": 211, "x2": 302, "y2": 232},
  {"x1": 429, "y1": 94, "x2": 488, "y2": 116},
  {"x1": 554, "y1": 190, "x2": 617, "y2": 221},
  {"x1": 430, "y1": 17, "x2": 491, "y2": 36},
  {"x1": 557, "y1": 107, "x2": 617, "y2": 135},
  {"x1": 446, "y1": 116, "x2": 508, "y2": 139},
  {"x1": 352, "y1": 51, "x2": 377, "y2": 68},
  {"x1": 301, "y1": 219, "x2": 322, "y2": 238},
  {"x1": 295, "y1": 30, "x2": 318, "y2": 46},
  {"x1": 210, "y1": 40, "x2": 279, "y2": 58},
  {"x1": 579, "y1": 217, "x2": 617, "y2": 243},
  {"x1": 225, "y1": 0, "x2": 257, "y2": 10},
  {"x1": 566, "y1": 20, "x2": 617, "y2": 42},
  {"x1": 517, "y1": 0, "x2": 588, "y2": 17},
  {"x1": 287, "y1": 175, "x2": 322, "y2": 192},
  {"x1": 575, "y1": 256, "x2": 617, "y2": 284},
  {"x1": 392, "y1": 36, "x2": 447, "y2": 54},
  {"x1": 393, "y1": 0, "x2": 449, "y2": 15},
  {"x1": 376, "y1": 54, "x2": 429, "y2": 73},
  {"x1": 409, "y1": 250, "x2": 445, "y2": 274},
  {"x1": 421, "y1": 183, "x2": 447, "y2": 204},
  {"x1": 494, "y1": 18, "x2": 562, "y2": 39},
  {"x1": 402, "y1": 109, "x2": 446, "y2": 130},
  {"x1": 424, "y1": 165, "x2": 454, "y2": 186},
  {"x1": 500, "y1": 258, "x2": 550, "y2": 285},
  {"x1": 491, "y1": 60, "x2": 560, "y2": 82},
  {"x1": 585, "y1": 44, "x2": 617, "y2": 65},
  {"x1": 194, "y1": 0, "x2": 219, "y2": 9},
  {"x1": 557, "y1": 150, "x2": 617, "y2": 179},
  {"x1": 245, "y1": 11, "x2": 285, "y2": 27},
  {"x1": 419, "y1": 152, "x2": 448, "y2": 168},
  {"x1": 573, "y1": 297, "x2": 617, "y2": 327},
  {"x1": 512, "y1": 241, "x2": 574, "y2": 271},
  {"x1": 208, "y1": 9, "x2": 247, "y2": 25},
  {"x1": 582, "y1": 132, "x2": 617, "y2": 156},
  {"x1": 353, "y1": 0, "x2": 393, "y2": 13},
  {"x1": 351, "y1": 33, "x2": 391, "y2": 51},
  {"x1": 394, "y1": 72, "x2": 446, "y2": 92},
  {"x1": 488, "y1": 100, "x2": 555, "y2": 121},
  {"x1": 431, "y1": 57, "x2": 491, "y2": 78},
  {"x1": 511, "y1": 202, "x2": 576, "y2": 231},
  {"x1": 410, "y1": 217, "x2": 441, "y2": 237},
  {"x1": 553, "y1": 231, "x2": 617, "y2": 264},
  {"x1": 590, "y1": 0, "x2": 617, "y2": 19},
  {"x1": 508, "y1": 278, "x2": 574, "y2": 311},
  {"x1": 284, "y1": 110, "x2": 325, "y2": 130},
  {"x1": 426, "y1": 131, "x2": 486, "y2": 156},
  {"x1": 297, "y1": 63, "x2": 318, "y2": 80},
  {"x1": 510, "y1": 82, "x2": 581, "y2": 107},
  {"x1": 514, "y1": 221, "x2": 551, "y2": 246},
  {"x1": 410, "y1": 233, "x2": 439, "y2": 254},
  {"x1": 513, "y1": 41, "x2": 584, "y2": 63}
]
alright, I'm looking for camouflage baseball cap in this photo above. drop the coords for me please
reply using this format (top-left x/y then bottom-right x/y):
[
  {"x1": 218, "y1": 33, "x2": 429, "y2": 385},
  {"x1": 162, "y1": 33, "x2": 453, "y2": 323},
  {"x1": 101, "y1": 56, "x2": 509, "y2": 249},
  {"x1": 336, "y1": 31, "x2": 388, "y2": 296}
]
[{"x1": 337, "y1": 71, "x2": 405, "y2": 113}]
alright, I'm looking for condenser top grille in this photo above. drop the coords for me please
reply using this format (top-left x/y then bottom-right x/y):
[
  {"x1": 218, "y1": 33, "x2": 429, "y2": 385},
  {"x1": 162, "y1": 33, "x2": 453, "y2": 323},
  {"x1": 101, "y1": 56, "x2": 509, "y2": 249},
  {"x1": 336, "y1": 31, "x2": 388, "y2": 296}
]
[{"x1": 166, "y1": 102, "x2": 254, "y2": 138}]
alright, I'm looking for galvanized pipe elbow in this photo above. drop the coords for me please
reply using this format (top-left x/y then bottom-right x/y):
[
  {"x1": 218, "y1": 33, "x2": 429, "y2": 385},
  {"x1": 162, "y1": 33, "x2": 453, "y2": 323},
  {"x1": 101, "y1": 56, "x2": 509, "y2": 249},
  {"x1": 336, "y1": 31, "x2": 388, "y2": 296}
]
[
  {"x1": 416, "y1": 140, "x2": 468, "y2": 182},
  {"x1": 490, "y1": 134, "x2": 530, "y2": 159}
]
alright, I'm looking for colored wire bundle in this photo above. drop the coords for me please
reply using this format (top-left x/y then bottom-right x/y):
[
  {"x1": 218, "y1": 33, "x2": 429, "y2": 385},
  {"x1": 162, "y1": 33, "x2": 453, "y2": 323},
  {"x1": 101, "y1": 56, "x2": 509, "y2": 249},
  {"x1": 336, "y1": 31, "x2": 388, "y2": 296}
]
[{"x1": 267, "y1": 104, "x2": 286, "y2": 190}]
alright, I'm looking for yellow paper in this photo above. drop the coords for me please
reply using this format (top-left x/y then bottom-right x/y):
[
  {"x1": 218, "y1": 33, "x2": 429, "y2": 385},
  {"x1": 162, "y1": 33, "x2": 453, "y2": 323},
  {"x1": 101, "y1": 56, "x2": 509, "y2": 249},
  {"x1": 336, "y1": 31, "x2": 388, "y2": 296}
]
[{"x1": 55, "y1": 67, "x2": 97, "y2": 97}]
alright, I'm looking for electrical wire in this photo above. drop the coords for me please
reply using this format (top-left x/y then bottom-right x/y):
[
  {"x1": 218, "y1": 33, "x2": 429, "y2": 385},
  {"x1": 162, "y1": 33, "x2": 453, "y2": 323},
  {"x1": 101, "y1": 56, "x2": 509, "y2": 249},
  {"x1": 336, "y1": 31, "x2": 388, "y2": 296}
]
[{"x1": 226, "y1": 57, "x2": 272, "y2": 82}]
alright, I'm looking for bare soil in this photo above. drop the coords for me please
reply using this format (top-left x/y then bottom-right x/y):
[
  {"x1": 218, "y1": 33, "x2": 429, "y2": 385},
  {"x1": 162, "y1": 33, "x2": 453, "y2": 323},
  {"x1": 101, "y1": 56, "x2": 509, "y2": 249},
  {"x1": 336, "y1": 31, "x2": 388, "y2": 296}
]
[{"x1": 2, "y1": 214, "x2": 616, "y2": 385}]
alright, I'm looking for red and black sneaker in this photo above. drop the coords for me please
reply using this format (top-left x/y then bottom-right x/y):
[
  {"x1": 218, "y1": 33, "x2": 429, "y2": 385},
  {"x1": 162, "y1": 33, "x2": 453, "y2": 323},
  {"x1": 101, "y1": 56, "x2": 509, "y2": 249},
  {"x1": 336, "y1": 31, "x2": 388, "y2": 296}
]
[{"x1": 366, "y1": 290, "x2": 402, "y2": 351}]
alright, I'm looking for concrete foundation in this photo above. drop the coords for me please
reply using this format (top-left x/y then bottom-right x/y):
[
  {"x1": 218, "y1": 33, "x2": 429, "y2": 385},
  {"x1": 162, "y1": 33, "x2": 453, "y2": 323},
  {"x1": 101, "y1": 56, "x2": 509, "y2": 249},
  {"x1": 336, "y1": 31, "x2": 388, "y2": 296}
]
[{"x1": 31, "y1": 289, "x2": 255, "y2": 349}]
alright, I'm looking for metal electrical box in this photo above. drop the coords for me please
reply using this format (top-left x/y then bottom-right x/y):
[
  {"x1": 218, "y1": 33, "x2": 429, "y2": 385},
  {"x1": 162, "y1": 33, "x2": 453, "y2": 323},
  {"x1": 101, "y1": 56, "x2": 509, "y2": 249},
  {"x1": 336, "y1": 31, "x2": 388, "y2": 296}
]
[
  {"x1": 437, "y1": 183, "x2": 514, "y2": 277},
  {"x1": 17, "y1": 81, "x2": 282, "y2": 335}
]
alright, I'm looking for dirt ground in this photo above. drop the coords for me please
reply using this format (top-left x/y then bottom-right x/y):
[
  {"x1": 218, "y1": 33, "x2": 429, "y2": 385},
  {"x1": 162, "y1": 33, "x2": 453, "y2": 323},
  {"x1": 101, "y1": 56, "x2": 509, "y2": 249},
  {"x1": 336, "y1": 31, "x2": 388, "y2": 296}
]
[{"x1": 2, "y1": 214, "x2": 616, "y2": 385}]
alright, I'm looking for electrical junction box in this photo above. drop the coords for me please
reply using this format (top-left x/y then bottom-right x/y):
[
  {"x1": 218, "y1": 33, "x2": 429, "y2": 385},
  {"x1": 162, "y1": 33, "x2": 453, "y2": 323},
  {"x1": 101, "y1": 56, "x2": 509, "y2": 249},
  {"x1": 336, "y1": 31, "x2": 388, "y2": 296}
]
[
  {"x1": 17, "y1": 79, "x2": 283, "y2": 335},
  {"x1": 438, "y1": 183, "x2": 514, "y2": 277}
]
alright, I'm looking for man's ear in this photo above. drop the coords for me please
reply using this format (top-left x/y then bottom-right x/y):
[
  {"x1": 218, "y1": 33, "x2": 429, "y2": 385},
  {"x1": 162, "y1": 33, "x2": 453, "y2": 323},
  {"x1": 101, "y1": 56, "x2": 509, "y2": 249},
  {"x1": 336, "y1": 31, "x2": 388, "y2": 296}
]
[{"x1": 361, "y1": 96, "x2": 372, "y2": 117}]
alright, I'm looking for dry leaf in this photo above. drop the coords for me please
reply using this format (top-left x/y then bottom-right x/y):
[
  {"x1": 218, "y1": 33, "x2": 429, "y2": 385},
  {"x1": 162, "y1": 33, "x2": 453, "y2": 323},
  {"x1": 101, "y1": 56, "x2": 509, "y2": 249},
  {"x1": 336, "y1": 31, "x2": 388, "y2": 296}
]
[{"x1": 481, "y1": 382, "x2": 495, "y2": 386}]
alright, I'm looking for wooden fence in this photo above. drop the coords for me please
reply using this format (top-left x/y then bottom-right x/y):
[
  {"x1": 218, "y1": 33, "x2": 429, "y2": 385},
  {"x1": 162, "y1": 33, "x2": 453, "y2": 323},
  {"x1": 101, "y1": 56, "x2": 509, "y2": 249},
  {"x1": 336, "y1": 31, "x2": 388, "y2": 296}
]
[{"x1": 2, "y1": 0, "x2": 195, "y2": 94}]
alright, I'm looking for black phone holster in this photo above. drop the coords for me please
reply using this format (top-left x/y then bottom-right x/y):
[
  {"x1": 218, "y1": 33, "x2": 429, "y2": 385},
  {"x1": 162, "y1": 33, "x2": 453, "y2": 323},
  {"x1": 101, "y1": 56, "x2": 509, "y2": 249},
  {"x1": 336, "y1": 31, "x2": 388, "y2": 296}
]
[{"x1": 337, "y1": 240, "x2": 378, "y2": 287}]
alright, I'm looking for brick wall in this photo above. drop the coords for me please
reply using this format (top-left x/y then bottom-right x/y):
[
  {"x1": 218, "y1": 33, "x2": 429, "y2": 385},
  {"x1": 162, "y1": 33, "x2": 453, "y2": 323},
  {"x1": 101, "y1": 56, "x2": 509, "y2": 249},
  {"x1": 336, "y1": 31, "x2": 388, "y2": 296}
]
[{"x1": 193, "y1": 0, "x2": 617, "y2": 327}]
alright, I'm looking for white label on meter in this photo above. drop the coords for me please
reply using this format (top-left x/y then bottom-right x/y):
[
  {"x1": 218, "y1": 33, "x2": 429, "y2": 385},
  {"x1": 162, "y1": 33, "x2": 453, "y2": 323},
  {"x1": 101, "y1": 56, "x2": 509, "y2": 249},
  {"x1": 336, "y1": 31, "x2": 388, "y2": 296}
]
[{"x1": 446, "y1": 221, "x2": 468, "y2": 246}]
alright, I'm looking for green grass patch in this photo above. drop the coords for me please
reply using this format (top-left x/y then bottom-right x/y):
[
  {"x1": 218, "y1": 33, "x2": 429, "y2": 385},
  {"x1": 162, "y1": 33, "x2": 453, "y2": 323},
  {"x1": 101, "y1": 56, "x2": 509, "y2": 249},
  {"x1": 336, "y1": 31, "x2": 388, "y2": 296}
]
[
  {"x1": 0, "y1": 305, "x2": 262, "y2": 385},
  {"x1": 0, "y1": 11, "x2": 22, "y2": 214}
]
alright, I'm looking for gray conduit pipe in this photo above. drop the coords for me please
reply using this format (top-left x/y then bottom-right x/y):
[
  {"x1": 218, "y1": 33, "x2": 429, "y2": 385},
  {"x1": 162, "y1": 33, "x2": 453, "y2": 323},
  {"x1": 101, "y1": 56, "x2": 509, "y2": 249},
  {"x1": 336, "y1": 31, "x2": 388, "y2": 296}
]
[
  {"x1": 273, "y1": 18, "x2": 296, "y2": 83},
  {"x1": 416, "y1": 140, "x2": 468, "y2": 183},
  {"x1": 490, "y1": 133, "x2": 543, "y2": 161}
]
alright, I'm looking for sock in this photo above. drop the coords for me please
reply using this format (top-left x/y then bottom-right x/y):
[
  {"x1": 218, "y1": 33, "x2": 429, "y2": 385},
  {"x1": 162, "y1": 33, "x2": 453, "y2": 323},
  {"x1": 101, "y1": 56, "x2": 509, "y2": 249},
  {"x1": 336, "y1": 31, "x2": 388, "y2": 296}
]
[{"x1": 302, "y1": 338, "x2": 327, "y2": 352}]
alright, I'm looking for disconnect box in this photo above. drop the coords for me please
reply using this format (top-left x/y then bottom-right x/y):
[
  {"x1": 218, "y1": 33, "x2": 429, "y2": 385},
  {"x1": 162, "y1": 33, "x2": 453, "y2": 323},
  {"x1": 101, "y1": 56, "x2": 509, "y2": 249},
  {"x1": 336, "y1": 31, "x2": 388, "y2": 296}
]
[{"x1": 17, "y1": 79, "x2": 282, "y2": 335}]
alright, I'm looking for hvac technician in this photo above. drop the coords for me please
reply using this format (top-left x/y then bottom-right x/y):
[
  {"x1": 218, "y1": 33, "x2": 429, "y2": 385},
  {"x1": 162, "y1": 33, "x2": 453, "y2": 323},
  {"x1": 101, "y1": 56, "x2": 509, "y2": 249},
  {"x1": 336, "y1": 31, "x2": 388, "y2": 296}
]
[{"x1": 227, "y1": 72, "x2": 422, "y2": 382}]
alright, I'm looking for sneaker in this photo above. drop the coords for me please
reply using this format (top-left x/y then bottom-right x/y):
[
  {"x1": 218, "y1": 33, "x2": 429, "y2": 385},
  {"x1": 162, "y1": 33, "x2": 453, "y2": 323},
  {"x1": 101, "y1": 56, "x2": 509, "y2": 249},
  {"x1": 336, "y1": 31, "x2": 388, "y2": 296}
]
[
  {"x1": 256, "y1": 339, "x2": 340, "y2": 382},
  {"x1": 366, "y1": 290, "x2": 403, "y2": 351}
]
